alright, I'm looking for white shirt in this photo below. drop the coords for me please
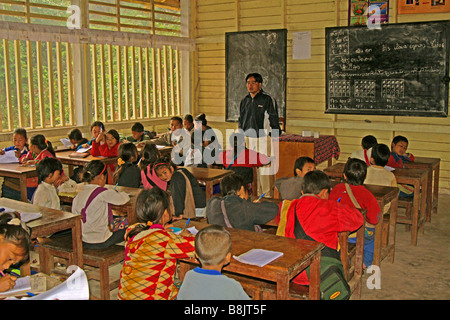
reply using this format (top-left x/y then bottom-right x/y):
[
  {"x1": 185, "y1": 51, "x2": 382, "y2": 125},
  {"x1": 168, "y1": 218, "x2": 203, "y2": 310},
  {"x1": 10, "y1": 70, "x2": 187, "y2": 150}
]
[
  {"x1": 72, "y1": 184, "x2": 129, "y2": 244},
  {"x1": 32, "y1": 182, "x2": 61, "y2": 210}
]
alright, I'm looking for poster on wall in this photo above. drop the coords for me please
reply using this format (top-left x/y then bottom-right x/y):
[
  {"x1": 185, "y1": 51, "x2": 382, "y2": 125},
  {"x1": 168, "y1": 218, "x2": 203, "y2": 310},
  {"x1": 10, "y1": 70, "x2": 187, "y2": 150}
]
[
  {"x1": 398, "y1": 0, "x2": 450, "y2": 14},
  {"x1": 348, "y1": 0, "x2": 389, "y2": 26}
]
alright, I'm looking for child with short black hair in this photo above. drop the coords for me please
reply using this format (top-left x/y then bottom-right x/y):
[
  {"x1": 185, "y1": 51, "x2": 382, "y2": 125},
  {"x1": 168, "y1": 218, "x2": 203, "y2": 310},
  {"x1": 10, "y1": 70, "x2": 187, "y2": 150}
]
[
  {"x1": 154, "y1": 157, "x2": 206, "y2": 219},
  {"x1": 32, "y1": 157, "x2": 63, "y2": 210},
  {"x1": 206, "y1": 173, "x2": 278, "y2": 232},
  {"x1": 20, "y1": 134, "x2": 68, "y2": 199},
  {"x1": 122, "y1": 122, "x2": 154, "y2": 143},
  {"x1": 177, "y1": 225, "x2": 250, "y2": 300},
  {"x1": 329, "y1": 158, "x2": 381, "y2": 268},
  {"x1": 350, "y1": 135, "x2": 378, "y2": 166},
  {"x1": 274, "y1": 156, "x2": 315, "y2": 200},
  {"x1": 1, "y1": 128, "x2": 29, "y2": 201},
  {"x1": 113, "y1": 143, "x2": 141, "y2": 188},
  {"x1": 91, "y1": 129, "x2": 121, "y2": 184},
  {"x1": 118, "y1": 188, "x2": 196, "y2": 300},
  {"x1": 68, "y1": 128, "x2": 89, "y2": 151},
  {"x1": 0, "y1": 212, "x2": 31, "y2": 292},
  {"x1": 276, "y1": 170, "x2": 363, "y2": 288},
  {"x1": 81, "y1": 121, "x2": 105, "y2": 149},
  {"x1": 387, "y1": 135, "x2": 415, "y2": 198},
  {"x1": 365, "y1": 143, "x2": 397, "y2": 188},
  {"x1": 72, "y1": 160, "x2": 130, "y2": 250}
]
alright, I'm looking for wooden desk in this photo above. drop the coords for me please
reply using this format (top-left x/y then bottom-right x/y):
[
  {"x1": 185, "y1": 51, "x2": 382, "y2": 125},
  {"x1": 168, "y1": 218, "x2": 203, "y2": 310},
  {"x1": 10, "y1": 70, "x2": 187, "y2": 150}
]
[
  {"x1": 175, "y1": 219, "x2": 324, "y2": 300},
  {"x1": 181, "y1": 166, "x2": 233, "y2": 201},
  {"x1": 275, "y1": 134, "x2": 340, "y2": 180},
  {"x1": 0, "y1": 163, "x2": 37, "y2": 202},
  {"x1": 405, "y1": 157, "x2": 440, "y2": 221},
  {"x1": 0, "y1": 198, "x2": 83, "y2": 274},
  {"x1": 55, "y1": 150, "x2": 118, "y2": 177},
  {"x1": 59, "y1": 183, "x2": 141, "y2": 224},
  {"x1": 324, "y1": 163, "x2": 428, "y2": 246}
]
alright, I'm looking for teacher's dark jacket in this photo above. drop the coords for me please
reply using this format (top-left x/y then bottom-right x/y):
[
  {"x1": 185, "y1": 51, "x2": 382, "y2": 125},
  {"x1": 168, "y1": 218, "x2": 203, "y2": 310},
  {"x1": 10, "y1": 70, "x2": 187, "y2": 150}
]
[{"x1": 238, "y1": 89, "x2": 281, "y2": 137}]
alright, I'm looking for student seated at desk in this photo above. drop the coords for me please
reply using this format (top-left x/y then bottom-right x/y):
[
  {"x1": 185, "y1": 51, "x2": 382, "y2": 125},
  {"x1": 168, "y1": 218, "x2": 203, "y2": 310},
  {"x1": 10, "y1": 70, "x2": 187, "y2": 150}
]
[
  {"x1": 216, "y1": 132, "x2": 269, "y2": 194},
  {"x1": 68, "y1": 128, "x2": 88, "y2": 151},
  {"x1": 177, "y1": 225, "x2": 250, "y2": 300},
  {"x1": 387, "y1": 135, "x2": 415, "y2": 198},
  {"x1": 118, "y1": 188, "x2": 195, "y2": 300},
  {"x1": 81, "y1": 121, "x2": 105, "y2": 149},
  {"x1": 365, "y1": 143, "x2": 397, "y2": 187},
  {"x1": 32, "y1": 157, "x2": 63, "y2": 210},
  {"x1": 139, "y1": 144, "x2": 167, "y2": 191},
  {"x1": 329, "y1": 158, "x2": 381, "y2": 268},
  {"x1": 275, "y1": 156, "x2": 315, "y2": 200},
  {"x1": 206, "y1": 173, "x2": 278, "y2": 232},
  {"x1": 276, "y1": 170, "x2": 363, "y2": 287},
  {"x1": 91, "y1": 129, "x2": 120, "y2": 185},
  {"x1": 113, "y1": 143, "x2": 141, "y2": 188},
  {"x1": 121, "y1": 122, "x2": 154, "y2": 144},
  {"x1": 0, "y1": 212, "x2": 31, "y2": 292},
  {"x1": 154, "y1": 158, "x2": 206, "y2": 219},
  {"x1": 20, "y1": 134, "x2": 68, "y2": 200},
  {"x1": 72, "y1": 161, "x2": 130, "y2": 250},
  {"x1": 183, "y1": 114, "x2": 195, "y2": 136},
  {"x1": 350, "y1": 135, "x2": 378, "y2": 166},
  {"x1": 194, "y1": 113, "x2": 221, "y2": 160},
  {"x1": 1, "y1": 128, "x2": 29, "y2": 201}
]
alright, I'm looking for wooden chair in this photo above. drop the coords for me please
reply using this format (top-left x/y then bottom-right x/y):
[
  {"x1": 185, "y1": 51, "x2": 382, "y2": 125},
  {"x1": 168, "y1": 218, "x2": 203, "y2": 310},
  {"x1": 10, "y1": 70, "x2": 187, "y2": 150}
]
[{"x1": 38, "y1": 236, "x2": 125, "y2": 300}]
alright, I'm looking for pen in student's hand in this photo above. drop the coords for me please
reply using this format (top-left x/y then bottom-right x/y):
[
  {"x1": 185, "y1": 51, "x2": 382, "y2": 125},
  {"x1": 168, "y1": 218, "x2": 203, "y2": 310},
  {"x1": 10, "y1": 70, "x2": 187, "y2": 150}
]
[
  {"x1": 182, "y1": 218, "x2": 191, "y2": 232},
  {"x1": 113, "y1": 182, "x2": 119, "y2": 191},
  {"x1": 26, "y1": 292, "x2": 36, "y2": 297},
  {"x1": 337, "y1": 197, "x2": 341, "y2": 202},
  {"x1": 0, "y1": 270, "x2": 5, "y2": 277},
  {"x1": 254, "y1": 193, "x2": 266, "y2": 202}
]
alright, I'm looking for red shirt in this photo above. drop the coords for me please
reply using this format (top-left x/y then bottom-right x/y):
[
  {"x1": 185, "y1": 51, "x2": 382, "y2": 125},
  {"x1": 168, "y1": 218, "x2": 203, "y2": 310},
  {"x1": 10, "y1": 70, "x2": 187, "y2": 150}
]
[
  {"x1": 282, "y1": 195, "x2": 364, "y2": 250},
  {"x1": 91, "y1": 141, "x2": 120, "y2": 184},
  {"x1": 329, "y1": 183, "x2": 381, "y2": 225},
  {"x1": 217, "y1": 148, "x2": 269, "y2": 168}
]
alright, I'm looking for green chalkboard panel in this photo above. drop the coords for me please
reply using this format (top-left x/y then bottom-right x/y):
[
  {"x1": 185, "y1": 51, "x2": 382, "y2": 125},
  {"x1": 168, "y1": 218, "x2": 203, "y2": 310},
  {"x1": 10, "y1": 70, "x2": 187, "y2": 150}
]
[
  {"x1": 326, "y1": 21, "x2": 450, "y2": 117},
  {"x1": 225, "y1": 29, "x2": 287, "y2": 122}
]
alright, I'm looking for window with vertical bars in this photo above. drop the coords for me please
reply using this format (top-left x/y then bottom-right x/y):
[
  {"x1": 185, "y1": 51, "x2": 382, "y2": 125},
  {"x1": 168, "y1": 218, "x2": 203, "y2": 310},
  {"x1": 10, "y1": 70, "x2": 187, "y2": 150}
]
[{"x1": 0, "y1": 0, "x2": 182, "y2": 132}]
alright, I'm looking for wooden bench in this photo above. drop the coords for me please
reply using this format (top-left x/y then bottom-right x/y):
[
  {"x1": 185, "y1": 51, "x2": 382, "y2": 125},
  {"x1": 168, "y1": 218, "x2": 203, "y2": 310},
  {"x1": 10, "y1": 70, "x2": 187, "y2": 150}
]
[{"x1": 38, "y1": 236, "x2": 125, "y2": 300}]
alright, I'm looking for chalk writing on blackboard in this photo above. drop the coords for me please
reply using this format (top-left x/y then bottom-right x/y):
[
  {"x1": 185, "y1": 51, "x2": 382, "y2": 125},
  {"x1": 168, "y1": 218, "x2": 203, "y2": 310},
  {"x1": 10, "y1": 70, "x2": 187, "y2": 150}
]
[{"x1": 325, "y1": 21, "x2": 450, "y2": 117}]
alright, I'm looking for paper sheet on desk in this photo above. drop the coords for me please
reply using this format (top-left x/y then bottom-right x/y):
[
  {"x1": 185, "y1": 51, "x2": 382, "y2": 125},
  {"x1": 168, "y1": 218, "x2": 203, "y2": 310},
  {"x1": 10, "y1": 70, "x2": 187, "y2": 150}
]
[
  {"x1": 0, "y1": 277, "x2": 31, "y2": 296},
  {"x1": 0, "y1": 207, "x2": 42, "y2": 223},
  {"x1": 174, "y1": 226, "x2": 198, "y2": 235},
  {"x1": 16, "y1": 266, "x2": 89, "y2": 300},
  {"x1": 156, "y1": 145, "x2": 167, "y2": 150},
  {"x1": 76, "y1": 145, "x2": 92, "y2": 153},
  {"x1": 233, "y1": 249, "x2": 283, "y2": 267},
  {"x1": 0, "y1": 150, "x2": 19, "y2": 163}
]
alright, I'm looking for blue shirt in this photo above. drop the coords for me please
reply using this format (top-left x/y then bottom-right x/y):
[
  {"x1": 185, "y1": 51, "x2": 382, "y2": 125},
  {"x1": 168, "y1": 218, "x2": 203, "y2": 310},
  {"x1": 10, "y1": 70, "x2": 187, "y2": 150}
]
[{"x1": 177, "y1": 267, "x2": 250, "y2": 300}]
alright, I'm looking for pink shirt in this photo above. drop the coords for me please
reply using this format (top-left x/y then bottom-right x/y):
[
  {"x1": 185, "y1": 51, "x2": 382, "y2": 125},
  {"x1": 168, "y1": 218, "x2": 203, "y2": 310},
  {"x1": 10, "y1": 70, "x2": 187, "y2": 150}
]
[{"x1": 141, "y1": 166, "x2": 167, "y2": 191}]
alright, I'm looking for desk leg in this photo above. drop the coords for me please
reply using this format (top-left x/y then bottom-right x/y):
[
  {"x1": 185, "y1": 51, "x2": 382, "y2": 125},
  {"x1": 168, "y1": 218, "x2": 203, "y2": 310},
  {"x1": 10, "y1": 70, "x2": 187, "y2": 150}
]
[
  {"x1": 425, "y1": 167, "x2": 433, "y2": 222},
  {"x1": 276, "y1": 273, "x2": 290, "y2": 300},
  {"x1": 388, "y1": 195, "x2": 398, "y2": 263},
  {"x1": 308, "y1": 253, "x2": 321, "y2": 300},
  {"x1": 419, "y1": 179, "x2": 428, "y2": 236},
  {"x1": 373, "y1": 217, "x2": 383, "y2": 267},
  {"x1": 19, "y1": 174, "x2": 28, "y2": 202},
  {"x1": 432, "y1": 163, "x2": 440, "y2": 216},
  {"x1": 411, "y1": 182, "x2": 421, "y2": 246},
  {"x1": 72, "y1": 219, "x2": 84, "y2": 268}
]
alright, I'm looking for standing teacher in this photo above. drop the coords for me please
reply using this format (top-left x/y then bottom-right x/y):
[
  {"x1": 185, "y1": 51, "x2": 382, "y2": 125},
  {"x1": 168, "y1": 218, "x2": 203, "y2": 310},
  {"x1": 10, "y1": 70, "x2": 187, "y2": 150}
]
[{"x1": 238, "y1": 73, "x2": 280, "y2": 198}]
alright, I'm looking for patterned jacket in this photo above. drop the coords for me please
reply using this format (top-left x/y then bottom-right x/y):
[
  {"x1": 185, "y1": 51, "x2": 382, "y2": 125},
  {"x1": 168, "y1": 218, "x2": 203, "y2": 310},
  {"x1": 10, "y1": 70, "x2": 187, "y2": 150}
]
[{"x1": 118, "y1": 224, "x2": 195, "y2": 300}]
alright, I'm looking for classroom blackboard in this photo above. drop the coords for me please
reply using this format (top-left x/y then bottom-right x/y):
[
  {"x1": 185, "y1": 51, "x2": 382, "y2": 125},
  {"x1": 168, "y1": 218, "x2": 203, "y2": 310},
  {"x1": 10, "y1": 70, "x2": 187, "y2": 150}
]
[
  {"x1": 225, "y1": 29, "x2": 287, "y2": 122},
  {"x1": 325, "y1": 20, "x2": 450, "y2": 117}
]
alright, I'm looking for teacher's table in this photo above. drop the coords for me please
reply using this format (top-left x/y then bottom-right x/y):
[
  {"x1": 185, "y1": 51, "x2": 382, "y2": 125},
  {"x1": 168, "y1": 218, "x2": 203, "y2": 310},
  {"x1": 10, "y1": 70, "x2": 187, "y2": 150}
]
[
  {"x1": 55, "y1": 150, "x2": 118, "y2": 177},
  {"x1": 0, "y1": 198, "x2": 83, "y2": 275},
  {"x1": 405, "y1": 157, "x2": 440, "y2": 220},
  {"x1": 181, "y1": 166, "x2": 233, "y2": 201},
  {"x1": 275, "y1": 134, "x2": 340, "y2": 180},
  {"x1": 174, "y1": 219, "x2": 324, "y2": 300},
  {"x1": 324, "y1": 163, "x2": 428, "y2": 246},
  {"x1": 0, "y1": 163, "x2": 37, "y2": 202},
  {"x1": 59, "y1": 183, "x2": 141, "y2": 224}
]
